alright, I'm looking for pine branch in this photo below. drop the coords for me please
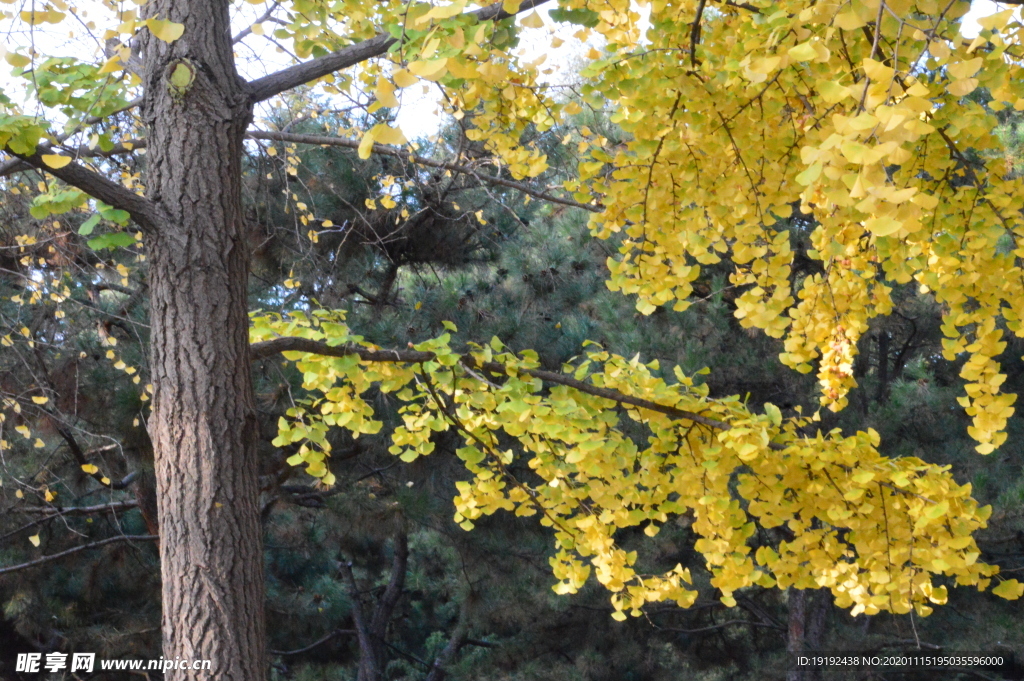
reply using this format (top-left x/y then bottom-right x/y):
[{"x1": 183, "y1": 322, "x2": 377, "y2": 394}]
[
  {"x1": 338, "y1": 559, "x2": 381, "y2": 679},
  {"x1": 370, "y1": 529, "x2": 409, "y2": 638},
  {"x1": 247, "y1": 0, "x2": 552, "y2": 102},
  {"x1": 425, "y1": 594, "x2": 473, "y2": 681}
]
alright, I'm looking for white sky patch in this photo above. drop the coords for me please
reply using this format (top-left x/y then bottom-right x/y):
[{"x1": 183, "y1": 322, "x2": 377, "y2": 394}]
[{"x1": 960, "y1": 0, "x2": 1009, "y2": 36}]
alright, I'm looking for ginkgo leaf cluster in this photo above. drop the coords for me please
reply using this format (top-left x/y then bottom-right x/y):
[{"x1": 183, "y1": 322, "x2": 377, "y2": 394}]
[{"x1": 252, "y1": 310, "x2": 1024, "y2": 619}]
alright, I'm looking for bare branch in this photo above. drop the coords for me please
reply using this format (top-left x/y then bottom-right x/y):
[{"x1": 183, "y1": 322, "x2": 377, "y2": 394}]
[
  {"x1": 0, "y1": 535, "x2": 157, "y2": 577},
  {"x1": 233, "y1": 1, "x2": 282, "y2": 44},
  {"x1": 657, "y1": 619, "x2": 785, "y2": 634},
  {"x1": 248, "y1": 130, "x2": 600, "y2": 212},
  {"x1": 339, "y1": 559, "x2": 381, "y2": 679},
  {"x1": 15, "y1": 501, "x2": 140, "y2": 516},
  {"x1": 48, "y1": 129, "x2": 598, "y2": 211},
  {"x1": 370, "y1": 529, "x2": 409, "y2": 638},
  {"x1": 270, "y1": 629, "x2": 356, "y2": 656},
  {"x1": 0, "y1": 501, "x2": 140, "y2": 546},
  {"x1": 247, "y1": 0, "x2": 553, "y2": 102}
]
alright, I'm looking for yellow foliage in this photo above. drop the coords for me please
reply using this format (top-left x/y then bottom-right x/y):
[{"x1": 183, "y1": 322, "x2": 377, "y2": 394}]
[{"x1": 253, "y1": 311, "x2": 1004, "y2": 619}]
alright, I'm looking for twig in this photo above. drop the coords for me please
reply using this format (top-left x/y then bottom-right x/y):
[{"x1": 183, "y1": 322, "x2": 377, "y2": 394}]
[
  {"x1": 270, "y1": 628, "x2": 356, "y2": 656},
  {"x1": 0, "y1": 534, "x2": 157, "y2": 576}
]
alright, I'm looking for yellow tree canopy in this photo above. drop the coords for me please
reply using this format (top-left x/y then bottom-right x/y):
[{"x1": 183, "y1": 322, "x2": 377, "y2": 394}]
[{"x1": 2, "y1": 0, "x2": 1024, "y2": 623}]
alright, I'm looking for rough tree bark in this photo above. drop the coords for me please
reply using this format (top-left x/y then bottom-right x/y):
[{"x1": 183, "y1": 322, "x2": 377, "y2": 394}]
[{"x1": 140, "y1": 0, "x2": 264, "y2": 678}]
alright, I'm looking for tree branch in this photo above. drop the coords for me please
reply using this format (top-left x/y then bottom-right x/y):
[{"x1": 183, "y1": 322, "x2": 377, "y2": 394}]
[
  {"x1": 270, "y1": 628, "x2": 356, "y2": 656},
  {"x1": 248, "y1": 130, "x2": 599, "y2": 212},
  {"x1": 249, "y1": 337, "x2": 743, "y2": 435},
  {"x1": 0, "y1": 97, "x2": 143, "y2": 179},
  {"x1": 1, "y1": 501, "x2": 141, "y2": 546},
  {"x1": 659, "y1": 619, "x2": 785, "y2": 634},
  {"x1": 370, "y1": 529, "x2": 409, "y2": 639},
  {"x1": 247, "y1": 0, "x2": 552, "y2": 102},
  {"x1": 7, "y1": 151, "x2": 163, "y2": 232},
  {"x1": 52, "y1": 422, "x2": 138, "y2": 490},
  {"x1": 339, "y1": 559, "x2": 381, "y2": 680},
  {"x1": 0, "y1": 534, "x2": 157, "y2": 576},
  {"x1": 425, "y1": 593, "x2": 473, "y2": 681},
  {"x1": 35, "y1": 129, "x2": 600, "y2": 212},
  {"x1": 233, "y1": 0, "x2": 282, "y2": 43},
  {"x1": 15, "y1": 501, "x2": 139, "y2": 516}
]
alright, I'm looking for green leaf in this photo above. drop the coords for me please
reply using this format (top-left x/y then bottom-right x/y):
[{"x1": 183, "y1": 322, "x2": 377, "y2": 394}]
[
  {"x1": 549, "y1": 7, "x2": 599, "y2": 27},
  {"x1": 87, "y1": 232, "x2": 136, "y2": 251},
  {"x1": 78, "y1": 213, "x2": 101, "y2": 235},
  {"x1": 98, "y1": 204, "x2": 130, "y2": 225},
  {"x1": 170, "y1": 62, "x2": 194, "y2": 88}
]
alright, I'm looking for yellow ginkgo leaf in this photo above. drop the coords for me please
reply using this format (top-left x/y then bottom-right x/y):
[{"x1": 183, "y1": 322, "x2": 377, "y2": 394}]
[
  {"x1": 374, "y1": 78, "x2": 399, "y2": 108},
  {"x1": 41, "y1": 155, "x2": 72, "y2": 169},
  {"x1": 372, "y1": 123, "x2": 407, "y2": 146},
  {"x1": 5, "y1": 53, "x2": 30, "y2": 67},
  {"x1": 992, "y1": 579, "x2": 1024, "y2": 600},
  {"x1": 28, "y1": 534, "x2": 40, "y2": 547},
  {"x1": 868, "y1": 214, "x2": 903, "y2": 236},
  {"x1": 146, "y1": 18, "x2": 185, "y2": 43},
  {"x1": 31, "y1": 395, "x2": 48, "y2": 404},
  {"x1": 521, "y1": 10, "x2": 544, "y2": 28},
  {"x1": 393, "y1": 69, "x2": 417, "y2": 88},
  {"x1": 81, "y1": 464, "x2": 99, "y2": 474},
  {"x1": 97, "y1": 55, "x2": 123, "y2": 74}
]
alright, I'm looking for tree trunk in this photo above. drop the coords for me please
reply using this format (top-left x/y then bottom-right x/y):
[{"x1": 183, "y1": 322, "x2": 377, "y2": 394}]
[
  {"x1": 787, "y1": 588, "x2": 830, "y2": 681},
  {"x1": 786, "y1": 588, "x2": 807, "y2": 681},
  {"x1": 140, "y1": 0, "x2": 264, "y2": 678}
]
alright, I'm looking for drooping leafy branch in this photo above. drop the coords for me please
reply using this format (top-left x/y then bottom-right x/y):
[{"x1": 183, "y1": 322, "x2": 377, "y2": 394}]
[{"x1": 251, "y1": 309, "x2": 1022, "y2": 619}]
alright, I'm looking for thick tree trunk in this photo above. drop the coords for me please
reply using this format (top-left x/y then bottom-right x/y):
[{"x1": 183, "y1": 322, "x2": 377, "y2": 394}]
[{"x1": 140, "y1": 1, "x2": 264, "y2": 678}]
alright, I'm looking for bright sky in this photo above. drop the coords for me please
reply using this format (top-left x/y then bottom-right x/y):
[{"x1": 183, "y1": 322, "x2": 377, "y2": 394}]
[{"x1": 962, "y1": 0, "x2": 1008, "y2": 33}]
